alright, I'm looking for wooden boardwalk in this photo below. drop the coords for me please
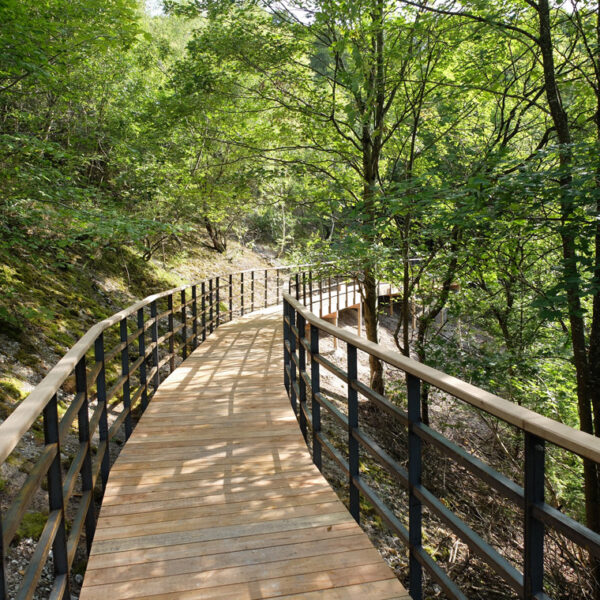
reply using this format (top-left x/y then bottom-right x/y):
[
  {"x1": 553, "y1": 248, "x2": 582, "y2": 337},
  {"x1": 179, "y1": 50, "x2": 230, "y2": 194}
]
[{"x1": 80, "y1": 307, "x2": 408, "y2": 600}]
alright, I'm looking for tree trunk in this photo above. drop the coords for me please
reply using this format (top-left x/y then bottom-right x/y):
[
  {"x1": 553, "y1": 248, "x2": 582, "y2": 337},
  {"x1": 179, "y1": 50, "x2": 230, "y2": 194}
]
[
  {"x1": 203, "y1": 217, "x2": 227, "y2": 253},
  {"x1": 415, "y1": 227, "x2": 459, "y2": 425},
  {"x1": 537, "y1": 1, "x2": 600, "y2": 593},
  {"x1": 363, "y1": 269, "x2": 384, "y2": 395}
]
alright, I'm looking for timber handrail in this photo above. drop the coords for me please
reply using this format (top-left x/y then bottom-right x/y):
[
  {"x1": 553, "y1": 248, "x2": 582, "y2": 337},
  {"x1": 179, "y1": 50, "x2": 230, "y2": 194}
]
[
  {"x1": 0, "y1": 262, "x2": 338, "y2": 600},
  {"x1": 287, "y1": 294, "x2": 600, "y2": 464},
  {"x1": 0, "y1": 263, "x2": 331, "y2": 465},
  {"x1": 283, "y1": 291, "x2": 600, "y2": 600}
]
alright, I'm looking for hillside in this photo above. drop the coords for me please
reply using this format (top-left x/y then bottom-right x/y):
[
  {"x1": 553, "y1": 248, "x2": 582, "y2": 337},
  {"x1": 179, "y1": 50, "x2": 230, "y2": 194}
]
[{"x1": 0, "y1": 238, "x2": 278, "y2": 422}]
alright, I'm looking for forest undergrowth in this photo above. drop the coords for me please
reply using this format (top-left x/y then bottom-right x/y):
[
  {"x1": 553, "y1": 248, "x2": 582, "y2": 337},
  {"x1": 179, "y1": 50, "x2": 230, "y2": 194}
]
[{"x1": 312, "y1": 307, "x2": 591, "y2": 600}]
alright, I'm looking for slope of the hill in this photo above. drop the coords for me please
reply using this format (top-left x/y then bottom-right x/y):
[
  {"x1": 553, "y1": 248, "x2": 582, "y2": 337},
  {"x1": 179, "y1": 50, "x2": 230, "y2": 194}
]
[{"x1": 0, "y1": 238, "x2": 279, "y2": 420}]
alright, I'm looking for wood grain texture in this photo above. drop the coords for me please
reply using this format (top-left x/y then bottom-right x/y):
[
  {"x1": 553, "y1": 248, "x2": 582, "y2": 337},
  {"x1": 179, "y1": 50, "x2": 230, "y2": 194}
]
[{"x1": 80, "y1": 307, "x2": 408, "y2": 600}]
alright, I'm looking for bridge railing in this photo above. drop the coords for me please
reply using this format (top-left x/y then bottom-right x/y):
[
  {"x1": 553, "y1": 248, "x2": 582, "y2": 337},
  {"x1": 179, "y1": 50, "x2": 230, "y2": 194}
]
[
  {"x1": 0, "y1": 263, "x2": 337, "y2": 600},
  {"x1": 283, "y1": 292, "x2": 600, "y2": 600}
]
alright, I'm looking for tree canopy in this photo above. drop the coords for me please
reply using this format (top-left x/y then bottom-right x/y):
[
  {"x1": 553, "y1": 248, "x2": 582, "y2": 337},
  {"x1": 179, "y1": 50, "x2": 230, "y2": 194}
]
[{"x1": 3, "y1": 0, "x2": 600, "y2": 595}]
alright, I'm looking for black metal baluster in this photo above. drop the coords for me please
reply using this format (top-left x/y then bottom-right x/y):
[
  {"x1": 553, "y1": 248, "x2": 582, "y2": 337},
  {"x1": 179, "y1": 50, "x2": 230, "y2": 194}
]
[
  {"x1": 119, "y1": 318, "x2": 132, "y2": 438},
  {"x1": 310, "y1": 324, "x2": 321, "y2": 470},
  {"x1": 295, "y1": 273, "x2": 300, "y2": 301},
  {"x1": 264, "y1": 269, "x2": 268, "y2": 308},
  {"x1": 229, "y1": 274, "x2": 233, "y2": 321},
  {"x1": 277, "y1": 269, "x2": 280, "y2": 304},
  {"x1": 75, "y1": 357, "x2": 97, "y2": 553},
  {"x1": 168, "y1": 295, "x2": 175, "y2": 372},
  {"x1": 216, "y1": 276, "x2": 220, "y2": 328},
  {"x1": 192, "y1": 284, "x2": 198, "y2": 349},
  {"x1": 201, "y1": 282, "x2": 206, "y2": 342},
  {"x1": 209, "y1": 278, "x2": 214, "y2": 334},
  {"x1": 347, "y1": 343, "x2": 359, "y2": 523},
  {"x1": 309, "y1": 270, "x2": 313, "y2": 312},
  {"x1": 43, "y1": 393, "x2": 70, "y2": 599},
  {"x1": 136, "y1": 310, "x2": 148, "y2": 414},
  {"x1": 524, "y1": 432, "x2": 545, "y2": 599},
  {"x1": 94, "y1": 334, "x2": 110, "y2": 489},
  {"x1": 283, "y1": 300, "x2": 290, "y2": 394},
  {"x1": 297, "y1": 311, "x2": 307, "y2": 442},
  {"x1": 251, "y1": 270, "x2": 255, "y2": 312},
  {"x1": 319, "y1": 274, "x2": 323, "y2": 317},
  {"x1": 241, "y1": 273, "x2": 245, "y2": 316},
  {"x1": 345, "y1": 275, "x2": 349, "y2": 307},
  {"x1": 289, "y1": 305, "x2": 297, "y2": 415},
  {"x1": 328, "y1": 268, "x2": 332, "y2": 315},
  {"x1": 302, "y1": 272, "x2": 306, "y2": 304},
  {"x1": 181, "y1": 289, "x2": 187, "y2": 360},
  {"x1": 408, "y1": 373, "x2": 423, "y2": 599},
  {"x1": 150, "y1": 300, "x2": 160, "y2": 391}
]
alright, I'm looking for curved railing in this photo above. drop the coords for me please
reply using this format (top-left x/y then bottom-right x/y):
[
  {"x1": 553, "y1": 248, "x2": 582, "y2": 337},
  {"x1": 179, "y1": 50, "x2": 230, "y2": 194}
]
[
  {"x1": 283, "y1": 292, "x2": 600, "y2": 600},
  {"x1": 0, "y1": 263, "x2": 346, "y2": 600}
]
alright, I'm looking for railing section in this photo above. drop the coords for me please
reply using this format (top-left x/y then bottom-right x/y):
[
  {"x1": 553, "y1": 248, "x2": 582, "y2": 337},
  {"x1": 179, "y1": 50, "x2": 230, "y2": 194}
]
[
  {"x1": 0, "y1": 264, "x2": 333, "y2": 600},
  {"x1": 283, "y1": 293, "x2": 600, "y2": 600}
]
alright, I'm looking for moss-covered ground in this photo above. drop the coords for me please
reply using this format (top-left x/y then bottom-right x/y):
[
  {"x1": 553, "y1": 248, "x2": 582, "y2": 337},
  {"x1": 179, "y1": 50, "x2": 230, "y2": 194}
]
[{"x1": 0, "y1": 237, "x2": 277, "y2": 419}]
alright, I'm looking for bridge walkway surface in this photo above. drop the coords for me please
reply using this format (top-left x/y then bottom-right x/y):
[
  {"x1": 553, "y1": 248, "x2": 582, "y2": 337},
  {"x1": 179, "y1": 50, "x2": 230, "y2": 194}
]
[{"x1": 79, "y1": 306, "x2": 409, "y2": 600}]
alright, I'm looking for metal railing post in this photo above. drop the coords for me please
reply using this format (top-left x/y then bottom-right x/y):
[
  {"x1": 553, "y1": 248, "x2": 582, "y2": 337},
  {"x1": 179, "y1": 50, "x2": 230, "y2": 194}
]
[
  {"x1": 216, "y1": 276, "x2": 220, "y2": 328},
  {"x1": 408, "y1": 373, "x2": 423, "y2": 599},
  {"x1": 167, "y1": 295, "x2": 175, "y2": 372},
  {"x1": 251, "y1": 270, "x2": 255, "y2": 312},
  {"x1": 346, "y1": 274, "x2": 349, "y2": 307},
  {"x1": 75, "y1": 356, "x2": 96, "y2": 553},
  {"x1": 181, "y1": 289, "x2": 187, "y2": 360},
  {"x1": 136, "y1": 309, "x2": 148, "y2": 413},
  {"x1": 524, "y1": 433, "x2": 545, "y2": 598},
  {"x1": 43, "y1": 393, "x2": 70, "y2": 598},
  {"x1": 201, "y1": 282, "x2": 206, "y2": 342},
  {"x1": 150, "y1": 300, "x2": 160, "y2": 390},
  {"x1": 192, "y1": 284, "x2": 198, "y2": 349},
  {"x1": 241, "y1": 272, "x2": 245, "y2": 316},
  {"x1": 289, "y1": 305, "x2": 297, "y2": 414},
  {"x1": 297, "y1": 311, "x2": 307, "y2": 442},
  {"x1": 328, "y1": 267, "x2": 332, "y2": 315},
  {"x1": 283, "y1": 300, "x2": 290, "y2": 394},
  {"x1": 302, "y1": 272, "x2": 306, "y2": 304},
  {"x1": 264, "y1": 269, "x2": 268, "y2": 308},
  {"x1": 277, "y1": 269, "x2": 280, "y2": 304},
  {"x1": 295, "y1": 273, "x2": 300, "y2": 301},
  {"x1": 347, "y1": 342, "x2": 359, "y2": 523},
  {"x1": 309, "y1": 270, "x2": 313, "y2": 312},
  {"x1": 119, "y1": 318, "x2": 133, "y2": 438},
  {"x1": 310, "y1": 324, "x2": 321, "y2": 470},
  {"x1": 209, "y1": 278, "x2": 214, "y2": 334},
  {"x1": 319, "y1": 273, "x2": 323, "y2": 317},
  {"x1": 94, "y1": 333, "x2": 110, "y2": 488},
  {"x1": 229, "y1": 274, "x2": 233, "y2": 321}
]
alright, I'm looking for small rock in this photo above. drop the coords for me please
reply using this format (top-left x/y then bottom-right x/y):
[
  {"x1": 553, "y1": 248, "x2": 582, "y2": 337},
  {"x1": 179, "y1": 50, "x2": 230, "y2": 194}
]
[{"x1": 75, "y1": 574, "x2": 83, "y2": 584}]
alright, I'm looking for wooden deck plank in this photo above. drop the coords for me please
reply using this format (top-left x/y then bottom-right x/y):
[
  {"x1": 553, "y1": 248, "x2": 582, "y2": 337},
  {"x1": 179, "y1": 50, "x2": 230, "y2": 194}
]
[
  {"x1": 80, "y1": 308, "x2": 407, "y2": 600},
  {"x1": 85, "y1": 563, "x2": 400, "y2": 600}
]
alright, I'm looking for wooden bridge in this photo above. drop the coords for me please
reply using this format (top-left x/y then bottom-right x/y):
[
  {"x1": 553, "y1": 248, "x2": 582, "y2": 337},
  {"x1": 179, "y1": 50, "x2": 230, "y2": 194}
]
[
  {"x1": 2, "y1": 265, "x2": 600, "y2": 600},
  {"x1": 80, "y1": 306, "x2": 407, "y2": 599}
]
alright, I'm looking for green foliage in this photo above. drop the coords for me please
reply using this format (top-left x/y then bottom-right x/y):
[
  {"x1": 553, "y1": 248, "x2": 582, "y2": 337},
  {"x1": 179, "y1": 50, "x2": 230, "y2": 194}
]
[{"x1": 15, "y1": 512, "x2": 48, "y2": 542}]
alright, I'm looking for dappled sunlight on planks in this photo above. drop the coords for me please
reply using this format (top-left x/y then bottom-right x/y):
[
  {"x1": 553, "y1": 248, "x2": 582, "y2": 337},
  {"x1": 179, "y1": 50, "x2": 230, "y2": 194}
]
[{"x1": 80, "y1": 307, "x2": 408, "y2": 600}]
